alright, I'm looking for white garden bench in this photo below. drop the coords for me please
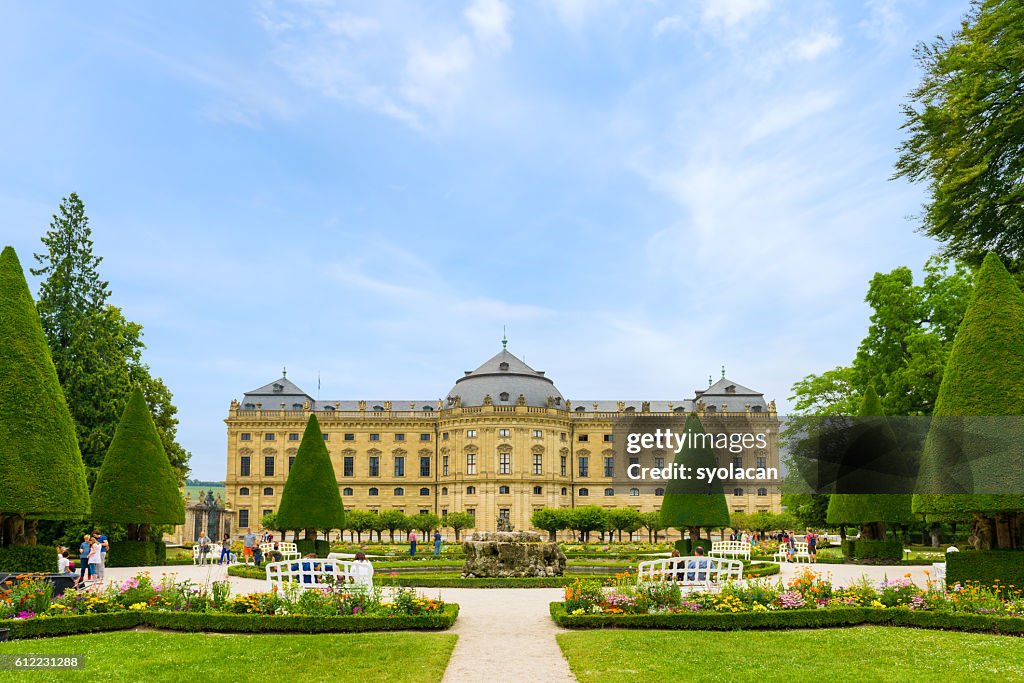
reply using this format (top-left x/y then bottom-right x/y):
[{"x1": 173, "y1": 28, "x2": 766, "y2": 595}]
[
  {"x1": 931, "y1": 562, "x2": 946, "y2": 590},
  {"x1": 708, "y1": 540, "x2": 751, "y2": 561},
  {"x1": 260, "y1": 542, "x2": 301, "y2": 561},
  {"x1": 265, "y1": 558, "x2": 352, "y2": 592},
  {"x1": 636, "y1": 556, "x2": 744, "y2": 593},
  {"x1": 192, "y1": 543, "x2": 222, "y2": 565},
  {"x1": 773, "y1": 541, "x2": 811, "y2": 563}
]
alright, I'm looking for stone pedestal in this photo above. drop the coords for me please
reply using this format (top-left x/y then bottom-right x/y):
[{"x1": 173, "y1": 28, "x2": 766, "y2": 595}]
[{"x1": 461, "y1": 531, "x2": 567, "y2": 577}]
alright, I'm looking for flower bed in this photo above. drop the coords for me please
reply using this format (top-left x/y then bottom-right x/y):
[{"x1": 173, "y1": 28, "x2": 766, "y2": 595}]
[
  {"x1": 551, "y1": 568, "x2": 1024, "y2": 634},
  {"x1": 2, "y1": 572, "x2": 457, "y2": 639}
]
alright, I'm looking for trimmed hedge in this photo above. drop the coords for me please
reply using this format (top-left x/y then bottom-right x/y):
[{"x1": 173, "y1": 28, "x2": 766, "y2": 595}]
[
  {"x1": 946, "y1": 550, "x2": 1024, "y2": 588},
  {"x1": 295, "y1": 539, "x2": 331, "y2": 558},
  {"x1": 154, "y1": 541, "x2": 167, "y2": 565},
  {"x1": 853, "y1": 539, "x2": 904, "y2": 563},
  {"x1": 106, "y1": 540, "x2": 157, "y2": 567},
  {"x1": 841, "y1": 540, "x2": 857, "y2": 558},
  {"x1": 5, "y1": 604, "x2": 459, "y2": 640},
  {"x1": 549, "y1": 602, "x2": 1024, "y2": 635},
  {"x1": 0, "y1": 545, "x2": 56, "y2": 572}
]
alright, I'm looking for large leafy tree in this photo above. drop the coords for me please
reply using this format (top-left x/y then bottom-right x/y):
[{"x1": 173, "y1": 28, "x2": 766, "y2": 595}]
[
  {"x1": 90, "y1": 387, "x2": 185, "y2": 541},
  {"x1": 31, "y1": 194, "x2": 190, "y2": 480},
  {"x1": 894, "y1": 0, "x2": 1024, "y2": 264},
  {"x1": 0, "y1": 246, "x2": 90, "y2": 545},
  {"x1": 659, "y1": 413, "x2": 730, "y2": 540},
  {"x1": 913, "y1": 253, "x2": 1024, "y2": 549},
  {"x1": 531, "y1": 507, "x2": 568, "y2": 542},
  {"x1": 442, "y1": 511, "x2": 475, "y2": 541},
  {"x1": 276, "y1": 415, "x2": 346, "y2": 541}
]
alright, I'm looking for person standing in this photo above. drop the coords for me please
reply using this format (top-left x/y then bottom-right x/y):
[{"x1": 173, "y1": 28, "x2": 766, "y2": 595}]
[
  {"x1": 350, "y1": 551, "x2": 374, "y2": 590},
  {"x1": 87, "y1": 537, "x2": 102, "y2": 581},
  {"x1": 197, "y1": 531, "x2": 212, "y2": 564},
  {"x1": 433, "y1": 530, "x2": 442, "y2": 556},
  {"x1": 408, "y1": 529, "x2": 418, "y2": 557},
  {"x1": 219, "y1": 533, "x2": 232, "y2": 564},
  {"x1": 242, "y1": 527, "x2": 257, "y2": 564},
  {"x1": 806, "y1": 530, "x2": 818, "y2": 563},
  {"x1": 78, "y1": 534, "x2": 92, "y2": 584},
  {"x1": 92, "y1": 529, "x2": 108, "y2": 579}
]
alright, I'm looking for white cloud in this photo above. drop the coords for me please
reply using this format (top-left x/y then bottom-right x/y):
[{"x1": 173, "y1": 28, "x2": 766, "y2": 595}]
[
  {"x1": 464, "y1": 0, "x2": 513, "y2": 51},
  {"x1": 653, "y1": 14, "x2": 685, "y2": 37},
  {"x1": 746, "y1": 90, "x2": 839, "y2": 142},
  {"x1": 787, "y1": 30, "x2": 841, "y2": 61},
  {"x1": 401, "y1": 37, "x2": 475, "y2": 116},
  {"x1": 548, "y1": 0, "x2": 615, "y2": 31},
  {"x1": 701, "y1": 0, "x2": 771, "y2": 29}
]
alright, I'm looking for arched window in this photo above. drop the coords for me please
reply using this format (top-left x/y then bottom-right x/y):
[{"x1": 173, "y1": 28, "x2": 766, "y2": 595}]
[
  {"x1": 466, "y1": 486, "x2": 477, "y2": 495},
  {"x1": 629, "y1": 487, "x2": 640, "y2": 496},
  {"x1": 422, "y1": 405, "x2": 434, "y2": 411},
  {"x1": 442, "y1": 487, "x2": 449, "y2": 495},
  {"x1": 757, "y1": 487, "x2": 768, "y2": 496},
  {"x1": 368, "y1": 487, "x2": 379, "y2": 496},
  {"x1": 323, "y1": 405, "x2": 335, "y2": 412},
  {"x1": 419, "y1": 487, "x2": 430, "y2": 496},
  {"x1": 604, "y1": 488, "x2": 615, "y2": 496},
  {"x1": 499, "y1": 485, "x2": 510, "y2": 494},
  {"x1": 706, "y1": 405, "x2": 717, "y2": 412},
  {"x1": 624, "y1": 406, "x2": 636, "y2": 412},
  {"x1": 239, "y1": 487, "x2": 250, "y2": 496},
  {"x1": 575, "y1": 406, "x2": 587, "y2": 412},
  {"x1": 561, "y1": 487, "x2": 568, "y2": 496},
  {"x1": 533, "y1": 486, "x2": 542, "y2": 495},
  {"x1": 673, "y1": 406, "x2": 687, "y2": 413},
  {"x1": 244, "y1": 403, "x2": 255, "y2": 409},
  {"x1": 578, "y1": 488, "x2": 589, "y2": 496},
  {"x1": 372, "y1": 405, "x2": 384, "y2": 411},
  {"x1": 499, "y1": 392, "x2": 510, "y2": 402},
  {"x1": 733, "y1": 488, "x2": 743, "y2": 496},
  {"x1": 655, "y1": 487, "x2": 665, "y2": 496},
  {"x1": 292, "y1": 403, "x2": 303, "y2": 410},
  {"x1": 263, "y1": 487, "x2": 273, "y2": 496},
  {"x1": 342, "y1": 487, "x2": 353, "y2": 496},
  {"x1": 499, "y1": 362, "x2": 509, "y2": 371},
  {"x1": 394, "y1": 487, "x2": 405, "y2": 496}
]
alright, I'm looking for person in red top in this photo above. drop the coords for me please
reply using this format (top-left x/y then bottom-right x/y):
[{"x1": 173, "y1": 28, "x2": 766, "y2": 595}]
[{"x1": 408, "y1": 530, "x2": 418, "y2": 556}]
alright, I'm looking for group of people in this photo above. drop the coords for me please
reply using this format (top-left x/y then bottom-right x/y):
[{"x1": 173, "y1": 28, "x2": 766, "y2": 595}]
[
  {"x1": 408, "y1": 530, "x2": 444, "y2": 556},
  {"x1": 778, "y1": 530, "x2": 819, "y2": 562},
  {"x1": 56, "y1": 530, "x2": 109, "y2": 587}
]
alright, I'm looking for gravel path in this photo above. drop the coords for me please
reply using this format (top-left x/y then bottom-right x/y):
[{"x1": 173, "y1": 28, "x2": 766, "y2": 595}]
[{"x1": 101, "y1": 561, "x2": 937, "y2": 683}]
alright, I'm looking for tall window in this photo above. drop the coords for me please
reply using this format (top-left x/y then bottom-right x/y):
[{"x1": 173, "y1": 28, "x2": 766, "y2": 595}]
[
  {"x1": 240, "y1": 456, "x2": 250, "y2": 477},
  {"x1": 443, "y1": 455, "x2": 449, "y2": 476},
  {"x1": 288, "y1": 456, "x2": 295, "y2": 471},
  {"x1": 654, "y1": 456, "x2": 665, "y2": 469},
  {"x1": 420, "y1": 456, "x2": 430, "y2": 477},
  {"x1": 533, "y1": 453, "x2": 543, "y2": 475},
  {"x1": 369, "y1": 456, "x2": 380, "y2": 477},
  {"x1": 732, "y1": 456, "x2": 743, "y2": 469},
  {"x1": 394, "y1": 456, "x2": 405, "y2": 477},
  {"x1": 578, "y1": 456, "x2": 589, "y2": 478},
  {"x1": 343, "y1": 456, "x2": 354, "y2": 477},
  {"x1": 499, "y1": 452, "x2": 511, "y2": 474},
  {"x1": 467, "y1": 508, "x2": 475, "y2": 517},
  {"x1": 604, "y1": 457, "x2": 614, "y2": 477},
  {"x1": 756, "y1": 456, "x2": 767, "y2": 470},
  {"x1": 264, "y1": 456, "x2": 275, "y2": 477},
  {"x1": 238, "y1": 509, "x2": 249, "y2": 527},
  {"x1": 467, "y1": 453, "x2": 477, "y2": 475},
  {"x1": 560, "y1": 455, "x2": 567, "y2": 477}
]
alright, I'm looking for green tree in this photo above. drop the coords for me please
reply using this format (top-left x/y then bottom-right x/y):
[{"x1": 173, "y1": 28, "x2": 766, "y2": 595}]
[
  {"x1": 442, "y1": 512, "x2": 475, "y2": 541},
  {"x1": 0, "y1": 246, "x2": 90, "y2": 545},
  {"x1": 640, "y1": 511, "x2": 667, "y2": 543},
  {"x1": 659, "y1": 413, "x2": 730, "y2": 541},
  {"x1": 895, "y1": 0, "x2": 1024, "y2": 264},
  {"x1": 606, "y1": 508, "x2": 643, "y2": 543},
  {"x1": 913, "y1": 253, "x2": 1024, "y2": 549},
  {"x1": 275, "y1": 415, "x2": 346, "y2": 541},
  {"x1": 530, "y1": 507, "x2": 569, "y2": 542},
  {"x1": 781, "y1": 495, "x2": 830, "y2": 530},
  {"x1": 31, "y1": 194, "x2": 190, "y2": 481},
  {"x1": 568, "y1": 506, "x2": 607, "y2": 542},
  {"x1": 260, "y1": 511, "x2": 282, "y2": 541},
  {"x1": 90, "y1": 388, "x2": 185, "y2": 541},
  {"x1": 345, "y1": 510, "x2": 374, "y2": 543},
  {"x1": 380, "y1": 509, "x2": 408, "y2": 543},
  {"x1": 411, "y1": 513, "x2": 440, "y2": 537}
]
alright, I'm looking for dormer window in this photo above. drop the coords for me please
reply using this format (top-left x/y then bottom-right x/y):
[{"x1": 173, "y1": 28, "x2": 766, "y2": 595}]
[
  {"x1": 499, "y1": 392, "x2": 510, "y2": 402},
  {"x1": 726, "y1": 385, "x2": 736, "y2": 394},
  {"x1": 273, "y1": 383, "x2": 283, "y2": 393},
  {"x1": 624, "y1": 406, "x2": 636, "y2": 412},
  {"x1": 575, "y1": 406, "x2": 586, "y2": 412},
  {"x1": 244, "y1": 403, "x2": 255, "y2": 410},
  {"x1": 751, "y1": 405, "x2": 763, "y2": 413},
  {"x1": 373, "y1": 405, "x2": 384, "y2": 411},
  {"x1": 292, "y1": 403, "x2": 302, "y2": 410},
  {"x1": 422, "y1": 406, "x2": 434, "y2": 411},
  {"x1": 499, "y1": 362, "x2": 509, "y2": 371}
]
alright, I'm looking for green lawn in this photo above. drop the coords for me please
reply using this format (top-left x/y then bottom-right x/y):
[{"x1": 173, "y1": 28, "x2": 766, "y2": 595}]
[
  {"x1": 0, "y1": 632, "x2": 457, "y2": 682},
  {"x1": 557, "y1": 627, "x2": 1024, "y2": 682}
]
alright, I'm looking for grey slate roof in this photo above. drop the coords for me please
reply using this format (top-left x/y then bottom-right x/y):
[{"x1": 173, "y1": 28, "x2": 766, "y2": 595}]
[
  {"x1": 447, "y1": 349, "x2": 564, "y2": 408},
  {"x1": 693, "y1": 377, "x2": 768, "y2": 412}
]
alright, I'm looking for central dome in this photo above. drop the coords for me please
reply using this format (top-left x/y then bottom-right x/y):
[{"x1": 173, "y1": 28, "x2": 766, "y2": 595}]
[{"x1": 447, "y1": 349, "x2": 564, "y2": 408}]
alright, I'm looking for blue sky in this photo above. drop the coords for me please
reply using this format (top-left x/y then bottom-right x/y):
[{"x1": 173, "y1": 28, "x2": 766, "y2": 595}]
[{"x1": 1, "y1": 0, "x2": 967, "y2": 479}]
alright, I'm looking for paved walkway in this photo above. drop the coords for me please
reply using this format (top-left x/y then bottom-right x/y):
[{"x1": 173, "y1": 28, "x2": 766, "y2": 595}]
[{"x1": 100, "y1": 562, "x2": 936, "y2": 683}]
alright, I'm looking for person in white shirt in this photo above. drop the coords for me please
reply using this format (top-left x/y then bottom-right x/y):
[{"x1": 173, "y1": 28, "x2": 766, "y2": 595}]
[
  {"x1": 57, "y1": 548, "x2": 82, "y2": 587},
  {"x1": 350, "y1": 551, "x2": 374, "y2": 590},
  {"x1": 87, "y1": 539, "x2": 103, "y2": 583}
]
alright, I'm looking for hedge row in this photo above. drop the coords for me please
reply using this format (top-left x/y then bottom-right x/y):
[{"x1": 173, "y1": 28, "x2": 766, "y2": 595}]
[
  {"x1": 549, "y1": 603, "x2": 1024, "y2": 635},
  {"x1": 0, "y1": 545, "x2": 55, "y2": 573},
  {"x1": 2, "y1": 604, "x2": 459, "y2": 640},
  {"x1": 853, "y1": 539, "x2": 904, "y2": 563},
  {"x1": 376, "y1": 575, "x2": 576, "y2": 588},
  {"x1": 946, "y1": 550, "x2": 1024, "y2": 588}
]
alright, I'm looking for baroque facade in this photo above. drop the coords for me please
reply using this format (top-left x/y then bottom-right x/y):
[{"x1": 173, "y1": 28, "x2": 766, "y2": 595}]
[{"x1": 224, "y1": 345, "x2": 782, "y2": 534}]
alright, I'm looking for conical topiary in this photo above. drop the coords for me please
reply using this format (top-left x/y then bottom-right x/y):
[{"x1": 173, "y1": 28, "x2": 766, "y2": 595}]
[
  {"x1": 826, "y1": 386, "x2": 914, "y2": 537},
  {"x1": 90, "y1": 387, "x2": 184, "y2": 538},
  {"x1": 913, "y1": 253, "x2": 1024, "y2": 547},
  {"x1": 276, "y1": 414, "x2": 345, "y2": 540},
  {"x1": 0, "y1": 246, "x2": 90, "y2": 534},
  {"x1": 660, "y1": 413, "x2": 730, "y2": 540}
]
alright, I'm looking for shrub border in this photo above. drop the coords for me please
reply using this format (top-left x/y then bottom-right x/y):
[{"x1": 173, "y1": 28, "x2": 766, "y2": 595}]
[
  {"x1": 3, "y1": 604, "x2": 459, "y2": 640},
  {"x1": 548, "y1": 602, "x2": 1024, "y2": 635}
]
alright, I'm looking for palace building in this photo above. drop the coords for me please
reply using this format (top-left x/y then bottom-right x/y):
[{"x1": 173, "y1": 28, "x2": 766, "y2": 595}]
[{"x1": 224, "y1": 344, "x2": 782, "y2": 533}]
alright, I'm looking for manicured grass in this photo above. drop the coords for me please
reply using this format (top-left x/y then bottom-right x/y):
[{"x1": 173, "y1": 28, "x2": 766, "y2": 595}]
[
  {"x1": 557, "y1": 627, "x2": 1024, "y2": 682},
  {"x1": 0, "y1": 631, "x2": 457, "y2": 683}
]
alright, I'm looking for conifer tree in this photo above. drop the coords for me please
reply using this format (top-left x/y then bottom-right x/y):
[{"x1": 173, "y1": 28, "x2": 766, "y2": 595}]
[
  {"x1": 660, "y1": 413, "x2": 730, "y2": 541},
  {"x1": 276, "y1": 415, "x2": 345, "y2": 541}
]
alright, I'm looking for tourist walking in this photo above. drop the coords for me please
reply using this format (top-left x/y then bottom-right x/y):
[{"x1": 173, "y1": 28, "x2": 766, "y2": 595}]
[
  {"x1": 197, "y1": 532, "x2": 212, "y2": 564},
  {"x1": 806, "y1": 530, "x2": 818, "y2": 563},
  {"x1": 252, "y1": 543, "x2": 264, "y2": 568},
  {"x1": 408, "y1": 530, "x2": 418, "y2": 557},
  {"x1": 219, "y1": 533, "x2": 232, "y2": 564},
  {"x1": 433, "y1": 530, "x2": 442, "y2": 556},
  {"x1": 243, "y1": 527, "x2": 257, "y2": 564}
]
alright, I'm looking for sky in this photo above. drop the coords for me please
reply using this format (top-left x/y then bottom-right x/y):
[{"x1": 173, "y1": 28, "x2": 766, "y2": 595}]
[{"x1": 0, "y1": 0, "x2": 969, "y2": 480}]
